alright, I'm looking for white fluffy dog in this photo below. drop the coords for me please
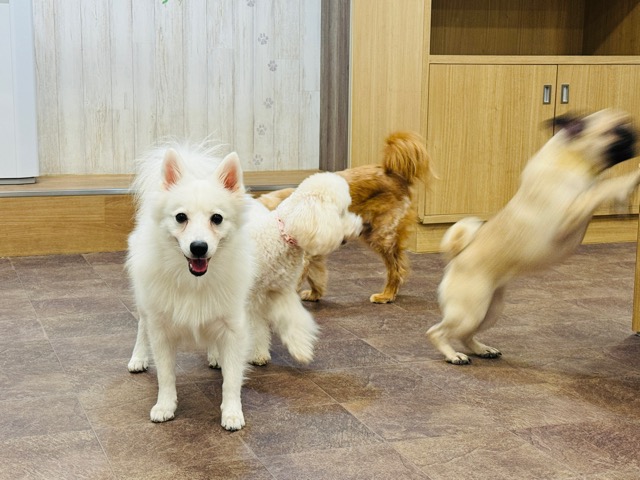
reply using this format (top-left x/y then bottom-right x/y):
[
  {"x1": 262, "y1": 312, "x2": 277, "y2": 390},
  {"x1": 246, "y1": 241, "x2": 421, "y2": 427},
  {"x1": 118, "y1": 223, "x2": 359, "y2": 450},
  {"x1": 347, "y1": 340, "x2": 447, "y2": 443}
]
[
  {"x1": 427, "y1": 109, "x2": 640, "y2": 364},
  {"x1": 126, "y1": 143, "x2": 254, "y2": 431},
  {"x1": 242, "y1": 172, "x2": 362, "y2": 366}
]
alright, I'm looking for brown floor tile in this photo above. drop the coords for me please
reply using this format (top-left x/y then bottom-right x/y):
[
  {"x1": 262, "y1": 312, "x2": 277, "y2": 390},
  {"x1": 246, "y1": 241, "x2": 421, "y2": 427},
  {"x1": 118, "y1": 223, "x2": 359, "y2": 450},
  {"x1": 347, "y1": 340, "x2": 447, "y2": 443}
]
[
  {"x1": 343, "y1": 392, "x2": 497, "y2": 441},
  {"x1": 363, "y1": 332, "x2": 441, "y2": 362},
  {"x1": 96, "y1": 421, "x2": 260, "y2": 480},
  {"x1": 468, "y1": 383, "x2": 621, "y2": 430},
  {"x1": 300, "y1": 337, "x2": 396, "y2": 371},
  {"x1": 261, "y1": 444, "x2": 429, "y2": 479},
  {"x1": 557, "y1": 375, "x2": 640, "y2": 417},
  {"x1": 331, "y1": 303, "x2": 437, "y2": 338},
  {"x1": 30, "y1": 295, "x2": 130, "y2": 319},
  {"x1": 392, "y1": 430, "x2": 578, "y2": 480},
  {"x1": 0, "y1": 395, "x2": 92, "y2": 441},
  {"x1": 0, "y1": 289, "x2": 35, "y2": 320},
  {"x1": 514, "y1": 422, "x2": 637, "y2": 476},
  {"x1": 0, "y1": 430, "x2": 115, "y2": 480},
  {"x1": 406, "y1": 358, "x2": 545, "y2": 395},
  {"x1": 197, "y1": 369, "x2": 335, "y2": 413},
  {"x1": 239, "y1": 403, "x2": 383, "y2": 457},
  {"x1": 39, "y1": 311, "x2": 137, "y2": 339},
  {"x1": 23, "y1": 278, "x2": 117, "y2": 302},
  {"x1": 307, "y1": 364, "x2": 440, "y2": 403}
]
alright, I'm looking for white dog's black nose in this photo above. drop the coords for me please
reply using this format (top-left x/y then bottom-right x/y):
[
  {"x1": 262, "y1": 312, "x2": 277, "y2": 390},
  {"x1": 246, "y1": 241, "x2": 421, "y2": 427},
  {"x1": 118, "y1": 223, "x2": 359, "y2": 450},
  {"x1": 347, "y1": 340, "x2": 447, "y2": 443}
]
[{"x1": 190, "y1": 241, "x2": 208, "y2": 258}]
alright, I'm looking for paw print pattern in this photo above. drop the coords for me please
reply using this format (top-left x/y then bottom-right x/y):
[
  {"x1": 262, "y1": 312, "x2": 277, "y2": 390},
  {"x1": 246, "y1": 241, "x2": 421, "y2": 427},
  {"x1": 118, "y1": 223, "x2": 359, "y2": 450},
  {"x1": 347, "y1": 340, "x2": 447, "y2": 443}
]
[
  {"x1": 258, "y1": 33, "x2": 268, "y2": 45},
  {"x1": 253, "y1": 155, "x2": 264, "y2": 166},
  {"x1": 263, "y1": 97, "x2": 273, "y2": 109},
  {"x1": 268, "y1": 60, "x2": 277, "y2": 72},
  {"x1": 257, "y1": 124, "x2": 267, "y2": 135},
  {"x1": 247, "y1": 0, "x2": 255, "y2": 6}
]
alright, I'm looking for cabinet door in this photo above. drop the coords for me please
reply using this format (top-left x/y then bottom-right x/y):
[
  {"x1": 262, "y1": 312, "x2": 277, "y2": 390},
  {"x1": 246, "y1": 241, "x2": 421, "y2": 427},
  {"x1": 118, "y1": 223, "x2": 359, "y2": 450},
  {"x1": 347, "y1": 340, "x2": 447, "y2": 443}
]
[
  {"x1": 423, "y1": 64, "x2": 557, "y2": 220},
  {"x1": 556, "y1": 65, "x2": 640, "y2": 215}
]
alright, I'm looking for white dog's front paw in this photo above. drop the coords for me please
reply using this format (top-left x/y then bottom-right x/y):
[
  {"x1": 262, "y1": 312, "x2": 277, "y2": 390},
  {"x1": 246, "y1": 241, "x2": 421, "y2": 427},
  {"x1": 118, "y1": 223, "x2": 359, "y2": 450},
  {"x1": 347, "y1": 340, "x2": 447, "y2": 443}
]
[
  {"x1": 221, "y1": 409, "x2": 245, "y2": 431},
  {"x1": 300, "y1": 289, "x2": 321, "y2": 302},
  {"x1": 207, "y1": 350, "x2": 220, "y2": 369},
  {"x1": 150, "y1": 402, "x2": 177, "y2": 422},
  {"x1": 447, "y1": 352, "x2": 472, "y2": 365},
  {"x1": 251, "y1": 351, "x2": 271, "y2": 366},
  {"x1": 128, "y1": 357, "x2": 148, "y2": 373}
]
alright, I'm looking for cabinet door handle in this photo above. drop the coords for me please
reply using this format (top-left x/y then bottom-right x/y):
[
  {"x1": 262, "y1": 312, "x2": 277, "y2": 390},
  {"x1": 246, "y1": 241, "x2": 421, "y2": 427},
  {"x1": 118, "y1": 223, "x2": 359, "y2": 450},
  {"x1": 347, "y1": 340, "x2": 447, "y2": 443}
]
[
  {"x1": 561, "y1": 84, "x2": 570, "y2": 104},
  {"x1": 542, "y1": 85, "x2": 552, "y2": 104}
]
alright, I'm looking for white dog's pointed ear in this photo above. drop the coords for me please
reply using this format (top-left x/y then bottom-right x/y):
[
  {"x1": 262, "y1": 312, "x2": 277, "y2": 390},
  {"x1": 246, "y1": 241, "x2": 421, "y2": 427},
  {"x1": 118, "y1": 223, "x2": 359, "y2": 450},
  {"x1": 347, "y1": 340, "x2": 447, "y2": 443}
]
[
  {"x1": 162, "y1": 148, "x2": 183, "y2": 190},
  {"x1": 216, "y1": 152, "x2": 244, "y2": 192}
]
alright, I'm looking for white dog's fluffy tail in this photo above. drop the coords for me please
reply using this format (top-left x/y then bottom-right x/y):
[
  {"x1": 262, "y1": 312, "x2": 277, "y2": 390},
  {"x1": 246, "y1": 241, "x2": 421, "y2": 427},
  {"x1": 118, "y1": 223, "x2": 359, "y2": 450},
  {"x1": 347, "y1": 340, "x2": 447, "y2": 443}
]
[{"x1": 440, "y1": 217, "x2": 484, "y2": 262}]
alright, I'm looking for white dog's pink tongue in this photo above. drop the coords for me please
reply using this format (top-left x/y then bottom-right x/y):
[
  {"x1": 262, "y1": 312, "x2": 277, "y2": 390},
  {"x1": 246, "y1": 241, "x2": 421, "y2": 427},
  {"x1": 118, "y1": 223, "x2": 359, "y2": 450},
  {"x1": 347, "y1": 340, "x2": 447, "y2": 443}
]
[{"x1": 189, "y1": 258, "x2": 209, "y2": 275}]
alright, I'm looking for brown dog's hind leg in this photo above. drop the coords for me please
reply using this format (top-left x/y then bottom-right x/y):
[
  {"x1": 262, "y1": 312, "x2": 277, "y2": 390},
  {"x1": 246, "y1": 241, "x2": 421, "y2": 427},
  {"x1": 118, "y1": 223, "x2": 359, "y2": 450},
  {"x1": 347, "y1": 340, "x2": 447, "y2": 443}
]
[
  {"x1": 299, "y1": 255, "x2": 328, "y2": 302},
  {"x1": 370, "y1": 245, "x2": 408, "y2": 304}
]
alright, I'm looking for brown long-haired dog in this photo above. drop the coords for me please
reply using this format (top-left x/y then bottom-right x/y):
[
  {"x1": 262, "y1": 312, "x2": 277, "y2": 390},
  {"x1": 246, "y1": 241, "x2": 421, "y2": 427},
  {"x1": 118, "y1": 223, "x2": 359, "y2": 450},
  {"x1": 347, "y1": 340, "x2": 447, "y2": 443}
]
[{"x1": 258, "y1": 131, "x2": 434, "y2": 303}]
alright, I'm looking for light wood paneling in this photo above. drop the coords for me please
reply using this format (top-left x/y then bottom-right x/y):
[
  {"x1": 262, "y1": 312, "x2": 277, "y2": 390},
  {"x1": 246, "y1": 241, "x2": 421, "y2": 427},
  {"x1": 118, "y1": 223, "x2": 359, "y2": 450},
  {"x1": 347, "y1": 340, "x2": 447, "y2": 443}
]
[
  {"x1": 32, "y1": 0, "x2": 60, "y2": 174},
  {"x1": 32, "y1": 0, "x2": 320, "y2": 174},
  {"x1": 350, "y1": 0, "x2": 426, "y2": 167},
  {"x1": 110, "y1": 0, "x2": 136, "y2": 173},
  {"x1": 424, "y1": 64, "x2": 556, "y2": 218},
  {"x1": 0, "y1": 195, "x2": 135, "y2": 256},
  {"x1": 54, "y1": 0, "x2": 86, "y2": 174},
  {"x1": 82, "y1": 1, "x2": 115, "y2": 174},
  {"x1": 430, "y1": 0, "x2": 585, "y2": 56},
  {"x1": 584, "y1": 0, "x2": 640, "y2": 55}
]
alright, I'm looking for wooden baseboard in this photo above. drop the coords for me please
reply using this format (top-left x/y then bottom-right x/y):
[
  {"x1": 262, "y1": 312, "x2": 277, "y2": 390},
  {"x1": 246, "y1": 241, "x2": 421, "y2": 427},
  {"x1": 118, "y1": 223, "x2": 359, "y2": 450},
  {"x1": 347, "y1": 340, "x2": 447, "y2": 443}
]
[
  {"x1": 0, "y1": 172, "x2": 316, "y2": 257},
  {"x1": 0, "y1": 194, "x2": 135, "y2": 257},
  {"x1": 407, "y1": 215, "x2": 639, "y2": 254}
]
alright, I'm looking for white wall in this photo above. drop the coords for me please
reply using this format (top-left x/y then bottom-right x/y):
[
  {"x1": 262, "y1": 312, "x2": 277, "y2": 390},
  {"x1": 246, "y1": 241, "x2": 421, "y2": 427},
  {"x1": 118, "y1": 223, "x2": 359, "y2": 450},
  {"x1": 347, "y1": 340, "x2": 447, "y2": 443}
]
[{"x1": 32, "y1": 0, "x2": 321, "y2": 174}]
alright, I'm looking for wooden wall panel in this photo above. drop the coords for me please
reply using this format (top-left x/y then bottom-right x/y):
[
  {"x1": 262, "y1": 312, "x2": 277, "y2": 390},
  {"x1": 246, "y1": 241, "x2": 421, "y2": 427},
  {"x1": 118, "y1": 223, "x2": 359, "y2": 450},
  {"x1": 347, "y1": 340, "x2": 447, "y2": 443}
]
[
  {"x1": 32, "y1": 0, "x2": 60, "y2": 174},
  {"x1": 0, "y1": 195, "x2": 135, "y2": 257},
  {"x1": 350, "y1": 0, "x2": 426, "y2": 168},
  {"x1": 54, "y1": 0, "x2": 86, "y2": 174},
  {"x1": 110, "y1": 0, "x2": 136, "y2": 173},
  {"x1": 32, "y1": 0, "x2": 320, "y2": 174},
  {"x1": 583, "y1": 0, "x2": 640, "y2": 55},
  {"x1": 430, "y1": 0, "x2": 585, "y2": 56}
]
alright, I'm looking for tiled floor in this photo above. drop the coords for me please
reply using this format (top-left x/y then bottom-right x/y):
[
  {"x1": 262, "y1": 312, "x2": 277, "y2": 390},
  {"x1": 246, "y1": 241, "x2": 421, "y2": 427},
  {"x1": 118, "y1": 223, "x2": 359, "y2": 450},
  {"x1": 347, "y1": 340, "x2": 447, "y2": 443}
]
[{"x1": 1, "y1": 241, "x2": 640, "y2": 480}]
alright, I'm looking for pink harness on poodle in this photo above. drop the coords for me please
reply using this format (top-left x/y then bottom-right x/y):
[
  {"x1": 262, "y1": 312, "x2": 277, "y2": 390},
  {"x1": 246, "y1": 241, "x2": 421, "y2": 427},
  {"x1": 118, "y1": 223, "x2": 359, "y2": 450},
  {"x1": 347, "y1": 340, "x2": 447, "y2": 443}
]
[{"x1": 276, "y1": 216, "x2": 298, "y2": 247}]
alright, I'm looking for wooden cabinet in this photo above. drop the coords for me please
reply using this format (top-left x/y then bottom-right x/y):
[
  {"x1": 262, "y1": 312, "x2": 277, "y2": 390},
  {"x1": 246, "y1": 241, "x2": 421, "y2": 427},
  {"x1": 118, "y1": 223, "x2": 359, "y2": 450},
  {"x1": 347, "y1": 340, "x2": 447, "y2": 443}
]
[
  {"x1": 423, "y1": 62, "x2": 640, "y2": 221},
  {"x1": 424, "y1": 64, "x2": 557, "y2": 219},
  {"x1": 421, "y1": 0, "x2": 640, "y2": 224}
]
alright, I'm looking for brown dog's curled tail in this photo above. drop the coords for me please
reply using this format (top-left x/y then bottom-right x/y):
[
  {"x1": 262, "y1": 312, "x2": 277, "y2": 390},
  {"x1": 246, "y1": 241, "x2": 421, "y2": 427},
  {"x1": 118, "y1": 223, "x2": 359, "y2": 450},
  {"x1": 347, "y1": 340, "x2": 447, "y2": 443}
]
[
  {"x1": 440, "y1": 217, "x2": 484, "y2": 262},
  {"x1": 382, "y1": 131, "x2": 435, "y2": 186}
]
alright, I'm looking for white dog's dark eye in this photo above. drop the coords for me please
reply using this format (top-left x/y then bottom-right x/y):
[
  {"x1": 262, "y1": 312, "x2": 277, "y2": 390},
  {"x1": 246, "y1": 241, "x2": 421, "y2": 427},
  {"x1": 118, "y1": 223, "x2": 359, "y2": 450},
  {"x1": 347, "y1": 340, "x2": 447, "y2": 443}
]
[
  {"x1": 211, "y1": 213, "x2": 223, "y2": 225},
  {"x1": 175, "y1": 213, "x2": 188, "y2": 224}
]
